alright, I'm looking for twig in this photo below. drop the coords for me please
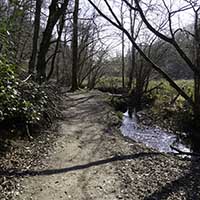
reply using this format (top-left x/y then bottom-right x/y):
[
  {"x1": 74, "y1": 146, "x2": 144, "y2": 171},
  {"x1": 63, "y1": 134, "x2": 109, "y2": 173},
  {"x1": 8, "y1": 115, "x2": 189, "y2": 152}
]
[
  {"x1": 22, "y1": 74, "x2": 32, "y2": 82},
  {"x1": 146, "y1": 83, "x2": 163, "y2": 94},
  {"x1": 170, "y1": 93, "x2": 180, "y2": 105},
  {"x1": 26, "y1": 124, "x2": 33, "y2": 140}
]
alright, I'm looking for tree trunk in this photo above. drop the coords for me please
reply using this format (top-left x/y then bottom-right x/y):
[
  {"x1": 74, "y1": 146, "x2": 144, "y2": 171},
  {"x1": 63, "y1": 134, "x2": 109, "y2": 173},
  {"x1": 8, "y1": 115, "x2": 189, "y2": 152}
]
[
  {"x1": 70, "y1": 0, "x2": 79, "y2": 91},
  {"x1": 128, "y1": 0, "x2": 136, "y2": 89},
  {"x1": 36, "y1": 0, "x2": 69, "y2": 84},
  {"x1": 128, "y1": 45, "x2": 135, "y2": 89},
  {"x1": 121, "y1": 1, "x2": 125, "y2": 88},
  {"x1": 47, "y1": 14, "x2": 65, "y2": 80},
  {"x1": 122, "y1": 33, "x2": 125, "y2": 88},
  {"x1": 194, "y1": 74, "x2": 200, "y2": 118},
  {"x1": 56, "y1": 53, "x2": 60, "y2": 83},
  {"x1": 29, "y1": 0, "x2": 42, "y2": 75},
  {"x1": 194, "y1": 9, "x2": 200, "y2": 126}
]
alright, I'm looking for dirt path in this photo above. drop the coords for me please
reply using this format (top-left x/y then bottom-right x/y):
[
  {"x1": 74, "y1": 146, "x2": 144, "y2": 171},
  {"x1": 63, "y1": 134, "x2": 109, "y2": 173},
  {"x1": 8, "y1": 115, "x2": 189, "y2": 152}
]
[{"x1": 13, "y1": 91, "x2": 200, "y2": 200}]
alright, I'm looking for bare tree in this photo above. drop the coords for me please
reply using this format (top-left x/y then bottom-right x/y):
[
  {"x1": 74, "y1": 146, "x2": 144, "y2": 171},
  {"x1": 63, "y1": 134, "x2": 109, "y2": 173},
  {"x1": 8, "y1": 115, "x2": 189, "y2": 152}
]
[
  {"x1": 120, "y1": 1, "x2": 125, "y2": 88},
  {"x1": 132, "y1": 0, "x2": 200, "y2": 117},
  {"x1": 88, "y1": 0, "x2": 193, "y2": 107},
  {"x1": 47, "y1": 13, "x2": 65, "y2": 80},
  {"x1": 36, "y1": 0, "x2": 69, "y2": 84},
  {"x1": 76, "y1": 16, "x2": 107, "y2": 88},
  {"x1": 86, "y1": 49, "x2": 108, "y2": 89},
  {"x1": 29, "y1": 0, "x2": 42, "y2": 75},
  {"x1": 128, "y1": 0, "x2": 136, "y2": 89},
  {"x1": 70, "y1": 0, "x2": 79, "y2": 91}
]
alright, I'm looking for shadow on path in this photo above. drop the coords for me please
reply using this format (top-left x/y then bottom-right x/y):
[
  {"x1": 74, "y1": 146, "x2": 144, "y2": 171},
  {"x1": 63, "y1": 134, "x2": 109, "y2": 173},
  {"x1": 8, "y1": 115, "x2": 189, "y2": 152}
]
[
  {"x1": 0, "y1": 152, "x2": 160, "y2": 177},
  {"x1": 65, "y1": 95, "x2": 97, "y2": 108},
  {"x1": 144, "y1": 159, "x2": 200, "y2": 200}
]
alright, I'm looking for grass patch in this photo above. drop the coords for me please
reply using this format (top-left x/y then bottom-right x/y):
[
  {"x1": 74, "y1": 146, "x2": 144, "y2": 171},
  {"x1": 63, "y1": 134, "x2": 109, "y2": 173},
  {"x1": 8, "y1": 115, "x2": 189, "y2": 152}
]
[
  {"x1": 147, "y1": 79, "x2": 194, "y2": 132},
  {"x1": 148, "y1": 79, "x2": 193, "y2": 107}
]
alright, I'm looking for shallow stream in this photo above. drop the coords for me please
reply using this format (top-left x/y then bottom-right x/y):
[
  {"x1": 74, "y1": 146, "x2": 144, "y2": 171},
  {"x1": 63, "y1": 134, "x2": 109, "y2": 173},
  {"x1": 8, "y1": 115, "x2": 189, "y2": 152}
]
[{"x1": 120, "y1": 111, "x2": 191, "y2": 153}]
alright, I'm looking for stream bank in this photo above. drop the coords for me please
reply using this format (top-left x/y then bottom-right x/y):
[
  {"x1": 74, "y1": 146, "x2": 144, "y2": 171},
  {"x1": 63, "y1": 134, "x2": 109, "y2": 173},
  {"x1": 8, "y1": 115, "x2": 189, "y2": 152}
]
[
  {"x1": 1, "y1": 90, "x2": 200, "y2": 200},
  {"x1": 109, "y1": 93, "x2": 199, "y2": 154}
]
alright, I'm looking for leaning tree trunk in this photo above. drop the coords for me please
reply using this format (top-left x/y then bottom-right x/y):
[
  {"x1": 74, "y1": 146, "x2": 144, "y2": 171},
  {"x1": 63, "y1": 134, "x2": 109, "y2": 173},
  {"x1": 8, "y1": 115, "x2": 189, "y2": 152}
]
[
  {"x1": 47, "y1": 14, "x2": 65, "y2": 80},
  {"x1": 36, "y1": 0, "x2": 69, "y2": 84},
  {"x1": 36, "y1": 23, "x2": 54, "y2": 83}
]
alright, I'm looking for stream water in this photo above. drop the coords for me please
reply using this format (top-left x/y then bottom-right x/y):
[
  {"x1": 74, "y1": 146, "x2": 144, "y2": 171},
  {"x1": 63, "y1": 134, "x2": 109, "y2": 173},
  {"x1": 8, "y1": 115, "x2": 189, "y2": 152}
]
[{"x1": 120, "y1": 111, "x2": 191, "y2": 153}]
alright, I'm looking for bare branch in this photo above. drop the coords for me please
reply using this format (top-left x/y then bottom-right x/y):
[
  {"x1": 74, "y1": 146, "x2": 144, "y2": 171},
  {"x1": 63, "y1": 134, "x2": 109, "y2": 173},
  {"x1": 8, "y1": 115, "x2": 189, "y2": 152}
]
[
  {"x1": 134, "y1": 0, "x2": 200, "y2": 77},
  {"x1": 88, "y1": 0, "x2": 194, "y2": 106}
]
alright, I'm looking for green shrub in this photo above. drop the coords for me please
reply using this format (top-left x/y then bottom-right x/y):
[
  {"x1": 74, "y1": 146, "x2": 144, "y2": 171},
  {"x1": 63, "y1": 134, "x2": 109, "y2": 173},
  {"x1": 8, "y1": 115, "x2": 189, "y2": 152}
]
[{"x1": 0, "y1": 59, "x2": 48, "y2": 127}]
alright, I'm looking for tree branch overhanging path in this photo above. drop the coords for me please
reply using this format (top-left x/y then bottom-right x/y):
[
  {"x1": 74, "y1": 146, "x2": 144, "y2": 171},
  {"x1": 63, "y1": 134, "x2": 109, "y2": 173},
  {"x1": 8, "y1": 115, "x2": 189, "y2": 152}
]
[{"x1": 87, "y1": 0, "x2": 194, "y2": 107}]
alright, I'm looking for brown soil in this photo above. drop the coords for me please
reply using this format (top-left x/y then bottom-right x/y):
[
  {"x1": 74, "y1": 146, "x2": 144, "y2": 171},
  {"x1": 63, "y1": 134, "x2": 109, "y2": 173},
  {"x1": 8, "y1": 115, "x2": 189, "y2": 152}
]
[{"x1": 1, "y1": 90, "x2": 200, "y2": 200}]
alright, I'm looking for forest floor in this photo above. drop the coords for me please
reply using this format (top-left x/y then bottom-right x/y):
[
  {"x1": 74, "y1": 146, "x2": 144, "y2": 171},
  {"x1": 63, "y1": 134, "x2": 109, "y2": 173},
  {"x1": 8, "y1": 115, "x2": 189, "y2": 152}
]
[{"x1": 1, "y1": 90, "x2": 200, "y2": 200}]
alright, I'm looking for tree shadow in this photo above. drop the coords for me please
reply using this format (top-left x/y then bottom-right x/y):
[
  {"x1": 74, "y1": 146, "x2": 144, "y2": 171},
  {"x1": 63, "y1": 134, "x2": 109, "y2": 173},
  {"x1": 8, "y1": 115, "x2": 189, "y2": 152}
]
[
  {"x1": 65, "y1": 95, "x2": 97, "y2": 107},
  {"x1": 144, "y1": 158, "x2": 200, "y2": 200},
  {"x1": 0, "y1": 152, "x2": 160, "y2": 178}
]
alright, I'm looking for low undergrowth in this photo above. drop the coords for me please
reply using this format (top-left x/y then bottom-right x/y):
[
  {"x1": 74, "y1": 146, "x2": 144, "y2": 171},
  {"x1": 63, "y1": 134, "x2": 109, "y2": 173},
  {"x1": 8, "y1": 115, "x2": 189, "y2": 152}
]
[
  {"x1": 0, "y1": 59, "x2": 63, "y2": 199},
  {"x1": 0, "y1": 59, "x2": 62, "y2": 140}
]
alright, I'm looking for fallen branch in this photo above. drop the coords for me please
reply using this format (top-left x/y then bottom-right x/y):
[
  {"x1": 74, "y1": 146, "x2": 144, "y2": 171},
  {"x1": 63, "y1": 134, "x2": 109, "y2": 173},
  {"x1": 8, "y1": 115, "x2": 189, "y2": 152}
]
[
  {"x1": 108, "y1": 93, "x2": 128, "y2": 98},
  {"x1": 108, "y1": 93, "x2": 129, "y2": 101},
  {"x1": 170, "y1": 145, "x2": 200, "y2": 157}
]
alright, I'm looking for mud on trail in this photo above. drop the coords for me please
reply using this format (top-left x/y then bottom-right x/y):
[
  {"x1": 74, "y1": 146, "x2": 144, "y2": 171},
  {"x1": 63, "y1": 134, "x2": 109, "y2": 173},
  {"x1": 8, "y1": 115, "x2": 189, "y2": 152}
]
[{"x1": 8, "y1": 91, "x2": 200, "y2": 199}]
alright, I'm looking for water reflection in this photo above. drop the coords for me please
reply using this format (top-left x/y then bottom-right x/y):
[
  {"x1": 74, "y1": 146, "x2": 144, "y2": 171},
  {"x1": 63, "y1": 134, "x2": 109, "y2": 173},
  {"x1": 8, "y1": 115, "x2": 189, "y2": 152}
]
[{"x1": 120, "y1": 111, "x2": 191, "y2": 153}]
